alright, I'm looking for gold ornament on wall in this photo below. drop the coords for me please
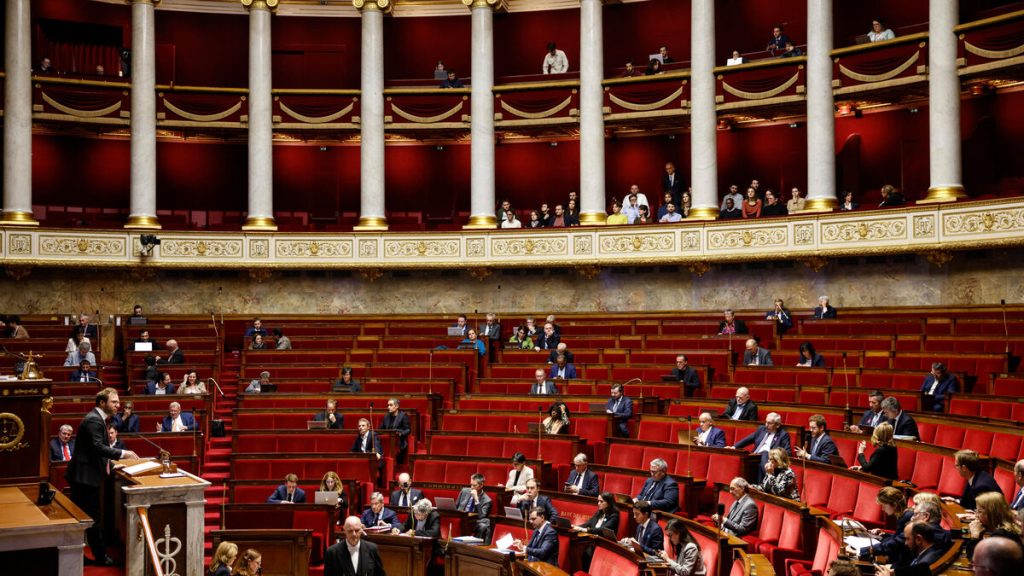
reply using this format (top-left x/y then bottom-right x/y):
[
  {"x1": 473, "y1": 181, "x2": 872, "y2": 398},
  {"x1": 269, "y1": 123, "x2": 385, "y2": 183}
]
[
  {"x1": 924, "y1": 251, "x2": 954, "y2": 268},
  {"x1": 467, "y1": 268, "x2": 493, "y2": 282}
]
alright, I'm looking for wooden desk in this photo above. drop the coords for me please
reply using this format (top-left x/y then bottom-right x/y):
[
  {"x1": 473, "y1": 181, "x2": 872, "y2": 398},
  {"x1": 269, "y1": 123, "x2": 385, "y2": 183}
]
[
  {"x1": 365, "y1": 532, "x2": 434, "y2": 576},
  {"x1": 0, "y1": 484, "x2": 92, "y2": 576},
  {"x1": 211, "y1": 529, "x2": 312, "y2": 576},
  {"x1": 444, "y1": 541, "x2": 516, "y2": 576},
  {"x1": 520, "y1": 559, "x2": 572, "y2": 576}
]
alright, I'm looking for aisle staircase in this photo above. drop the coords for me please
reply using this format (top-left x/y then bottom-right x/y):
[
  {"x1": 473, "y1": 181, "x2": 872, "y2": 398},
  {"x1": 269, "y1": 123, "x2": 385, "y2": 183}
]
[{"x1": 200, "y1": 352, "x2": 240, "y2": 555}]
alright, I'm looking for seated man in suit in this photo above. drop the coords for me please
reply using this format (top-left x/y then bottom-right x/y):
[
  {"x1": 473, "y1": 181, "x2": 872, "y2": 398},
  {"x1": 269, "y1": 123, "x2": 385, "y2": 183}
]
[
  {"x1": 624, "y1": 500, "x2": 664, "y2": 556},
  {"x1": 456, "y1": 473, "x2": 493, "y2": 542},
  {"x1": 795, "y1": 414, "x2": 839, "y2": 463},
  {"x1": 326, "y1": 516, "x2": 386, "y2": 576},
  {"x1": 547, "y1": 342, "x2": 574, "y2": 365},
  {"x1": 70, "y1": 359, "x2": 98, "y2": 383},
  {"x1": 50, "y1": 424, "x2": 75, "y2": 462},
  {"x1": 312, "y1": 399, "x2": 342, "y2": 429},
  {"x1": 351, "y1": 418, "x2": 383, "y2": 461},
  {"x1": 875, "y1": 522, "x2": 947, "y2": 576},
  {"x1": 517, "y1": 479, "x2": 559, "y2": 520},
  {"x1": 565, "y1": 453, "x2": 600, "y2": 496},
  {"x1": 132, "y1": 329, "x2": 160, "y2": 350},
  {"x1": 634, "y1": 458, "x2": 679, "y2": 513},
  {"x1": 548, "y1": 354, "x2": 577, "y2": 380},
  {"x1": 144, "y1": 372, "x2": 176, "y2": 395},
  {"x1": 948, "y1": 449, "x2": 1002, "y2": 510},
  {"x1": 360, "y1": 491, "x2": 402, "y2": 530},
  {"x1": 1010, "y1": 459, "x2": 1024, "y2": 512},
  {"x1": 722, "y1": 387, "x2": 759, "y2": 421},
  {"x1": 813, "y1": 295, "x2": 838, "y2": 319},
  {"x1": 452, "y1": 314, "x2": 469, "y2": 337},
  {"x1": 395, "y1": 499, "x2": 443, "y2": 561},
  {"x1": 672, "y1": 355, "x2": 701, "y2": 397},
  {"x1": 390, "y1": 472, "x2": 424, "y2": 508},
  {"x1": 712, "y1": 477, "x2": 759, "y2": 537},
  {"x1": 154, "y1": 339, "x2": 185, "y2": 365},
  {"x1": 606, "y1": 383, "x2": 633, "y2": 437},
  {"x1": 113, "y1": 401, "x2": 140, "y2": 433},
  {"x1": 730, "y1": 412, "x2": 791, "y2": 482},
  {"x1": 920, "y1": 362, "x2": 959, "y2": 412},
  {"x1": 514, "y1": 505, "x2": 559, "y2": 566},
  {"x1": 478, "y1": 312, "x2": 501, "y2": 342},
  {"x1": 743, "y1": 338, "x2": 773, "y2": 366},
  {"x1": 765, "y1": 298, "x2": 793, "y2": 334},
  {"x1": 693, "y1": 412, "x2": 727, "y2": 447},
  {"x1": 849, "y1": 390, "x2": 886, "y2": 434},
  {"x1": 971, "y1": 535, "x2": 1024, "y2": 576},
  {"x1": 159, "y1": 401, "x2": 197, "y2": 432},
  {"x1": 533, "y1": 322, "x2": 560, "y2": 352},
  {"x1": 881, "y1": 396, "x2": 919, "y2": 440},
  {"x1": 717, "y1": 309, "x2": 748, "y2": 335},
  {"x1": 106, "y1": 424, "x2": 125, "y2": 451},
  {"x1": 267, "y1": 473, "x2": 306, "y2": 503},
  {"x1": 530, "y1": 369, "x2": 558, "y2": 395},
  {"x1": 243, "y1": 318, "x2": 267, "y2": 339}
]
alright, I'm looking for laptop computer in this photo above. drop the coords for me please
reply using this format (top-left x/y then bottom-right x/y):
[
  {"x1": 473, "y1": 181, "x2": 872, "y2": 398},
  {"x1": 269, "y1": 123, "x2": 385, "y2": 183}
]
[
  {"x1": 434, "y1": 70, "x2": 448, "y2": 81},
  {"x1": 648, "y1": 53, "x2": 664, "y2": 64},
  {"x1": 134, "y1": 342, "x2": 153, "y2": 352},
  {"x1": 307, "y1": 420, "x2": 327, "y2": 430},
  {"x1": 435, "y1": 497, "x2": 457, "y2": 511},
  {"x1": 128, "y1": 316, "x2": 148, "y2": 326},
  {"x1": 504, "y1": 506, "x2": 523, "y2": 520},
  {"x1": 259, "y1": 383, "x2": 277, "y2": 394},
  {"x1": 314, "y1": 491, "x2": 339, "y2": 505},
  {"x1": 447, "y1": 327, "x2": 465, "y2": 337}
]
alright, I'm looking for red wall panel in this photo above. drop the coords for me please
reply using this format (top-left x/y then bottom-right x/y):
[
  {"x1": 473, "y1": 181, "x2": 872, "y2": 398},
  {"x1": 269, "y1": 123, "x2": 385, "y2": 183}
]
[
  {"x1": 384, "y1": 16, "x2": 471, "y2": 82},
  {"x1": 604, "y1": 0, "x2": 690, "y2": 68},
  {"x1": 32, "y1": 135, "x2": 129, "y2": 208},
  {"x1": 494, "y1": 9, "x2": 580, "y2": 77}
]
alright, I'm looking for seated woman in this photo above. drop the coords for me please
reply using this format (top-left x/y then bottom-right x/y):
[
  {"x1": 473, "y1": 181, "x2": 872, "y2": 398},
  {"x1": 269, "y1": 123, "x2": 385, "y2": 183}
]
[
  {"x1": 459, "y1": 328, "x2": 487, "y2": 357},
  {"x1": 856, "y1": 487, "x2": 911, "y2": 563},
  {"x1": 840, "y1": 190, "x2": 859, "y2": 211},
  {"x1": 741, "y1": 187, "x2": 762, "y2": 219},
  {"x1": 796, "y1": 342, "x2": 825, "y2": 367},
  {"x1": 507, "y1": 326, "x2": 534, "y2": 350},
  {"x1": 543, "y1": 402, "x2": 571, "y2": 435},
  {"x1": 646, "y1": 58, "x2": 663, "y2": 75},
  {"x1": 319, "y1": 471, "x2": 349, "y2": 516},
  {"x1": 680, "y1": 191, "x2": 692, "y2": 218},
  {"x1": 660, "y1": 519, "x2": 707, "y2": 576},
  {"x1": 249, "y1": 334, "x2": 267, "y2": 350},
  {"x1": 207, "y1": 541, "x2": 238, "y2": 576},
  {"x1": 233, "y1": 549, "x2": 262, "y2": 576},
  {"x1": 333, "y1": 366, "x2": 362, "y2": 393},
  {"x1": 179, "y1": 370, "x2": 208, "y2": 394},
  {"x1": 852, "y1": 422, "x2": 898, "y2": 479},
  {"x1": 575, "y1": 492, "x2": 621, "y2": 571},
  {"x1": 755, "y1": 448, "x2": 800, "y2": 500},
  {"x1": 527, "y1": 210, "x2": 544, "y2": 228},
  {"x1": 966, "y1": 492, "x2": 1023, "y2": 556}
]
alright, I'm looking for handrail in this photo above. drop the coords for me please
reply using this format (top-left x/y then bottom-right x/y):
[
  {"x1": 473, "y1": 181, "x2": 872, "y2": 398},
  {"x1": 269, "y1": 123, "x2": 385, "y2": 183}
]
[
  {"x1": 137, "y1": 508, "x2": 166, "y2": 576},
  {"x1": 830, "y1": 31, "x2": 930, "y2": 58},
  {"x1": 954, "y1": 8, "x2": 1024, "y2": 33}
]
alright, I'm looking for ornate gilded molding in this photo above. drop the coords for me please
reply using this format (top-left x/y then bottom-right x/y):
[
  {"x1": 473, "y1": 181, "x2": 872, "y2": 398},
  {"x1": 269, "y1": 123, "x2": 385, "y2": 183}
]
[
  {"x1": 686, "y1": 261, "x2": 713, "y2": 277},
  {"x1": 241, "y1": 0, "x2": 278, "y2": 11},
  {"x1": 923, "y1": 251, "x2": 955, "y2": 268},
  {"x1": 352, "y1": 0, "x2": 392, "y2": 14},
  {"x1": 802, "y1": 256, "x2": 829, "y2": 272},
  {"x1": 467, "y1": 267, "x2": 494, "y2": 282}
]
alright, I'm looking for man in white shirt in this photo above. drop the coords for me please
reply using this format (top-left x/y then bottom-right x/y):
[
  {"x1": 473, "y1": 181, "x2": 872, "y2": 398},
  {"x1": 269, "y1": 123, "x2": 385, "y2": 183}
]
[
  {"x1": 543, "y1": 42, "x2": 568, "y2": 74},
  {"x1": 721, "y1": 184, "x2": 744, "y2": 211}
]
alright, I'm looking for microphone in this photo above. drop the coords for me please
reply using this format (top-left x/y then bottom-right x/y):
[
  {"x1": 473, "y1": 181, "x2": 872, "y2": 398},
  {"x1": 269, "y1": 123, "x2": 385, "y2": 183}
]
[
  {"x1": 132, "y1": 433, "x2": 171, "y2": 463},
  {"x1": 87, "y1": 376, "x2": 104, "y2": 387}
]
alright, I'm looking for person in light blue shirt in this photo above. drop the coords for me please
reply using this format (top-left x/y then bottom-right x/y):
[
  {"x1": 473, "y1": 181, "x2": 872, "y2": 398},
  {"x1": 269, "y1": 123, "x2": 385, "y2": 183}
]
[{"x1": 459, "y1": 328, "x2": 486, "y2": 357}]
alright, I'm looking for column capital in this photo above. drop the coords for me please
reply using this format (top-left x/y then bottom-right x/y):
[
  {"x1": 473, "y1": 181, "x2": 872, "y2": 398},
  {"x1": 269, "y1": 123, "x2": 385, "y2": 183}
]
[
  {"x1": 353, "y1": 0, "x2": 393, "y2": 14},
  {"x1": 240, "y1": 0, "x2": 278, "y2": 11},
  {"x1": 462, "y1": 0, "x2": 507, "y2": 11}
]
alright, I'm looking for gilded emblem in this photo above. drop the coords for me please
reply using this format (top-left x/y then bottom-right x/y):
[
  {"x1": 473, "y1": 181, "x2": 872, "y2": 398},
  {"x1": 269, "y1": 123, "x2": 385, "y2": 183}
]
[
  {"x1": 631, "y1": 237, "x2": 642, "y2": 250},
  {"x1": 416, "y1": 242, "x2": 427, "y2": 255},
  {"x1": 309, "y1": 242, "x2": 320, "y2": 256},
  {"x1": 983, "y1": 213, "x2": 995, "y2": 230},
  {"x1": 857, "y1": 223, "x2": 869, "y2": 238},
  {"x1": 525, "y1": 240, "x2": 535, "y2": 254},
  {"x1": 742, "y1": 231, "x2": 753, "y2": 246},
  {"x1": 77, "y1": 239, "x2": 89, "y2": 252},
  {"x1": 196, "y1": 241, "x2": 207, "y2": 256},
  {"x1": 0, "y1": 412, "x2": 29, "y2": 452}
]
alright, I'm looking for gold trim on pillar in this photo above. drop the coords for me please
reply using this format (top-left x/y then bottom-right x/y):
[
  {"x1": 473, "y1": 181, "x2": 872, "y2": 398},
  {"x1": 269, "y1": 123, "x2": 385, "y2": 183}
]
[
  {"x1": 686, "y1": 207, "x2": 719, "y2": 221},
  {"x1": 578, "y1": 212, "x2": 608, "y2": 225},
  {"x1": 918, "y1": 186, "x2": 967, "y2": 204},
  {"x1": 124, "y1": 215, "x2": 162, "y2": 230},
  {"x1": 0, "y1": 211, "x2": 40, "y2": 226},
  {"x1": 463, "y1": 215, "x2": 498, "y2": 229},
  {"x1": 240, "y1": 0, "x2": 278, "y2": 11},
  {"x1": 354, "y1": 216, "x2": 389, "y2": 231},
  {"x1": 353, "y1": 0, "x2": 393, "y2": 14},
  {"x1": 129, "y1": 0, "x2": 161, "y2": 5},
  {"x1": 802, "y1": 197, "x2": 839, "y2": 212},
  {"x1": 242, "y1": 216, "x2": 278, "y2": 231},
  {"x1": 462, "y1": 0, "x2": 508, "y2": 11}
]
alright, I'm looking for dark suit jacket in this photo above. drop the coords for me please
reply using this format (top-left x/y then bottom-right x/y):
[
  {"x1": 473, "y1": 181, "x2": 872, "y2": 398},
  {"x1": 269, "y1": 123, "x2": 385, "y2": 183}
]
[
  {"x1": 606, "y1": 396, "x2": 633, "y2": 436},
  {"x1": 547, "y1": 349, "x2": 575, "y2": 364},
  {"x1": 548, "y1": 364, "x2": 577, "y2": 380},
  {"x1": 50, "y1": 438, "x2": 75, "y2": 461},
  {"x1": 351, "y1": 432, "x2": 383, "y2": 456},
  {"x1": 634, "y1": 519, "x2": 665, "y2": 555},
  {"x1": 536, "y1": 334, "x2": 560, "y2": 351},
  {"x1": 519, "y1": 494, "x2": 559, "y2": 521},
  {"x1": 961, "y1": 470, "x2": 1002, "y2": 510},
  {"x1": 390, "y1": 488, "x2": 424, "y2": 508},
  {"x1": 735, "y1": 426, "x2": 792, "y2": 465},
  {"x1": 526, "y1": 523, "x2": 560, "y2": 565},
  {"x1": 404, "y1": 510, "x2": 442, "y2": 558},
  {"x1": 156, "y1": 348, "x2": 185, "y2": 364},
  {"x1": 858, "y1": 444, "x2": 898, "y2": 480},
  {"x1": 717, "y1": 319, "x2": 749, "y2": 334},
  {"x1": 480, "y1": 323, "x2": 502, "y2": 342},
  {"x1": 743, "y1": 347, "x2": 773, "y2": 366},
  {"x1": 813, "y1": 305, "x2": 837, "y2": 319},
  {"x1": 566, "y1": 469, "x2": 600, "y2": 497},
  {"x1": 636, "y1": 475, "x2": 679, "y2": 513},
  {"x1": 860, "y1": 509, "x2": 913, "y2": 562},
  {"x1": 858, "y1": 409, "x2": 885, "y2": 428},
  {"x1": 69, "y1": 369, "x2": 97, "y2": 382},
  {"x1": 806, "y1": 433, "x2": 839, "y2": 463},
  {"x1": 920, "y1": 374, "x2": 959, "y2": 411},
  {"x1": 531, "y1": 380, "x2": 558, "y2": 395},
  {"x1": 698, "y1": 426, "x2": 727, "y2": 447},
  {"x1": 1010, "y1": 486, "x2": 1024, "y2": 511},
  {"x1": 580, "y1": 510, "x2": 618, "y2": 535},
  {"x1": 662, "y1": 173, "x2": 684, "y2": 206},
  {"x1": 160, "y1": 411, "x2": 197, "y2": 432},
  {"x1": 66, "y1": 409, "x2": 123, "y2": 488},
  {"x1": 455, "y1": 487, "x2": 492, "y2": 520},
  {"x1": 313, "y1": 411, "x2": 342, "y2": 429},
  {"x1": 672, "y1": 366, "x2": 701, "y2": 391},
  {"x1": 144, "y1": 382, "x2": 176, "y2": 395},
  {"x1": 324, "y1": 539, "x2": 386, "y2": 576},
  {"x1": 360, "y1": 506, "x2": 401, "y2": 530},
  {"x1": 890, "y1": 412, "x2": 920, "y2": 439},
  {"x1": 766, "y1": 308, "x2": 793, "y2": 333},
  {"x1": 267, "y1": 485, "x2": 307, "y2": 503},
  {"x1": 113, "y1": 412, "x2": 140, "y2": 433},
  {"x1": 380, "y1": 411, "x2": 411, "y2": 453},
  {"x1": 722, "y1": 399, "x2": 758, "y2": 421}
]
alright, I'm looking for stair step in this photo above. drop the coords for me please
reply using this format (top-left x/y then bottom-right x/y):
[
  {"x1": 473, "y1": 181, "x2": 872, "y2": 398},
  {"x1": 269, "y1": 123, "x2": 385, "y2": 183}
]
[
  {"x1": 203, "y1": 473, "x2": 231, "y2": 482},
  {"x1": 204, "y1": 511, "x2": 220, "y2": 522},
  {"x1": 207, "y1": 448, "x2": 231, "y2": 457},
  {"x1": 205, "y1": 461, "x2": 230, "y2": 469}
]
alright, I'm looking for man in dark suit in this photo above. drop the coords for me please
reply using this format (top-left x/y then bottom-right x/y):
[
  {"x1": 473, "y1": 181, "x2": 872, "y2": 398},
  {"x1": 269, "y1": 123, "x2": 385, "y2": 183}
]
[
  {"x1": 77, "y1": 313, "x2": 99, "y2": 340},
  {"x1": 813, "y1": 296, "x2": 838, "y2": 319},
  {"x1": 972, "y1": 535, "x2": 1024, "y2": 576},
  {"x1": 547, "y1": 343, "x2": 574, "y2": 365},
  {"x1": 849, "y1": 391, "x2": 886, "y2": 434},
  {"x1": 548, "y1": 355, "x2": 577, "y2": 380},
  {"x1": 113, "y1": 401, "x2": 140, "y2": 433},
  {"x1": 267, "y1": 473, "x2": 307, "y2": 503},
  {"x1": 70, "y1": 359, "x2": 98, "y2": 383},
  {"x1": 953, "y1": 449, "x2": 1002, "y2": 510},
  {"x1": 399, "y1": 499, "x2": 443, "y2": 563},
  {"x1": 325, "y1": 515, "x2": 386, "y2": 576},
  {"x1": 565, "y1": 453, "x2": 600, "y2": 496},
  {"x1": 717, "y1": 309, "x2": 748, "y2": 335},
  {"x1": 456, "y1": 473, "x2": 493, "y2": 541},
  {"x1": 732, "y1": 412, "x2": 791, "y2": 481},
  {"x1": 352, "y1": 418, "x2": 383, "y2": 460},
  {"x1": 154, "y1": 339, "x2": 184, "y2": 364},
  {"x1": 452, "y1": 314, "x2": 469, "y2": 337},
  {"x1": 533, "y1": 322, "x2": 560, "y2": 352},
  {"x1": 742, "y1": 338, "x2": 773, "y2": 366},
  {"x1": 881, "y1": 397, "x2": 919, "y2": 439},
  {"x1": 920, "y1": 362, "x2": 959, "y2": 412},
  {"x1": 390, "y1": 472, "x2": 424, "y2": 508},
  {"x1": 479, "y1": 313, "x2": 502, "y2": 342},
  {"x1": 313, "y1": 399, "x2": 342, "y2": 429},
  {"x1": 722, "y1": 387, "x2": 759, "y2": 421},
  {"x1": 672, "y1": 354, "x2": 702, "y2": 396},
  {"x1": 634, "y1": 458, "x2": 679, "y2": 513},
  {"x1": 629, "y1": 500, "x2": 664, "y2": 555},
  {"x1": 144, "y1": 372, "x2": 176, "y2": 395},
  {"x1": 517, "y1": 479, "x2": 559, "y2": 520},
  {"x1": 380, "y1": 398, "x2": 411, "y2": 464},
  {"x1": 795, "y1": 414, "x2": 839, "y2": 463},
  {"x1": 66, "y1": 388, "x2": 139, "y2": 566},
  {"x1": 694, "y1": 412, "x2": 727, "y2": 447},
  {"x1": 887, "y1": 522, "x2": 946, "y2": 576},
  {"x1": 712, "y1": 478, "x2": 759, "y2": 537},
  {"x1": 158, "y1": 401, "x2": 197, "y2": 432},
  {"x1": 662, "y1": 162, "x2": 684, "y2": 207},
  {"x1": 360, "y1": 492, "x2": 401, "y2": 530},
  {"x1": 530, "y1": 369, "x2": 559, "y2": 395},
  {"x1": 1010, "y1": 459, "x2": 1024, "y2": 511},
  {"x1": 765, "y1": 299, "x2": 793, "y2": 334},
  {"x1": 516, "y1": 506, "x2": 559, "y2": 566},
  {"x1": 50, "y1": 424, "x2": 76, "y2": 462},
  {"x1": 605, "y1": 383, "x2": 633, "y2": 437}
]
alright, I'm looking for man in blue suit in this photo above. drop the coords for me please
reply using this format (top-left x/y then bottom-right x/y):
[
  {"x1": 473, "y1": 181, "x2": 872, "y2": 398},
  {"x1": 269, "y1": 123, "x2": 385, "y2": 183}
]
[
  {"x1": 731, "y1": 412, "x2": 791, "y2": 482},
  {"x1": 920, "y1": 362, "x2": 959, "y2": 412},
  {"x1": 954, "y1": 449, "x2": 1002, "y2": 510},
  {"x1": 628, "y1": 500, "x2": 664, "y2": 555},
  {"x1": 565, "y1": 453, "x2": 600, "y2": 496},
  {"x1": 1010, "y1": 460, "x2": 1024, "y2": 512},
  {"x1": 145, "y1": 372, "x2": 176, "y2": 395},
  {"x1": 548, "y1": 355, "x2": 577, "y2": 380},
  {"x1": 360, "y1": 492, "x2": 401, "y2": 529},
  {"x1": 516, "y1": 506, "x2": 559, "y2": 566},
  {"x1": 694, "y1": 412, "x2": 726, "y2": 448},
  {"x1": 795, "y1": 414, "x2": 838, "y2": 463},
  {"x1": 605, "y1": 383, "x2": 633, "y2": 437},
  {"x1": 267, "y1": 473, "x2": 306, "y2": 503},
  {"x1": 159, "y1": 401, "x2": 197, "y2": 432},
  {"x1": 634, "y1": 459, "x2": 679, "y2": 513},
  {"x1": 517, "y1": 479, "x2": 559, "y2": 521}
]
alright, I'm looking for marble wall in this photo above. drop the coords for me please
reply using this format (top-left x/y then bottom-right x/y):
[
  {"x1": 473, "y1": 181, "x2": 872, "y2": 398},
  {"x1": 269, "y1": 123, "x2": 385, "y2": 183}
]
[{"x1": 3, "y1": 250, "x2": 1023, "y2": 316}]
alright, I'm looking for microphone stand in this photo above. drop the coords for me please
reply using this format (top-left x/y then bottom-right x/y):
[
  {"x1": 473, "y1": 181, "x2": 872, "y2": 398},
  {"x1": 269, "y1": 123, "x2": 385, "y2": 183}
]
[
  {"x1": 537, "y1": 406, "x2": 543, "y2": 460},
  {"x1": 1001, "y1": 299, "x2": 1009, "y2": 355},
  {"x1": 841, "y1": 352, "x2": 850, "y2": 426},
  {"x1": 685, "y1": 415, "x2": 692, "y2": 477},
  {"x1": 428, "y1": 350, "x2": 433, "y2": 394}
]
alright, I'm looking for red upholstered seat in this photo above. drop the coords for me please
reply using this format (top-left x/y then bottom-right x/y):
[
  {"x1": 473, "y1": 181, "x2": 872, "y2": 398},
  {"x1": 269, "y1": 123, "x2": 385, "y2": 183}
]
[
  {"x1": 603, "y1": 473, "x2": 634, "y2": 496},
  {"x1": 963, "y1": 429, "x2": 995, "y2": 455},
  {"x1": 852, "y1": 482, "x2": 885, "y2": 528},
  {"x1": 824, "y1": 475, "x2": 858, "y2": 518},
  {"x1": 936, "y1": 456, "x2": 965, "y2": 498},
  {"x1": 786, "y1": 527, "x2": 839, "y2": 576},
  {"x1": 990, "y1": 433, "x2": 1023, "y2": 462},
  {"x1": 414, "y1": 460, "x2": 446, "y2": 483},
  {"x1": 799, "y1": 468, "x2": 833, "y2": 509},
  {"x1": 759, "y1": 509, "x2": 807, "y2": 574},
  {"x1": 745, "y1": 504, "x2": 783, "y2": 551},
  {"x1": 608, "y1": 444, "x2": 644, "y2": 470},
  {"x1": 908, "y1": 451, "x2": 943, "y2": 490},
  {"x1": 576, "y1": 545, "x2": 640, "y2": 576},
  {"x1": 933, "y1": 427, "x2": 966, "y2": 451},
  {"x1": 638, "y1": 421, "x2": 672, "y2": 442},
  {"x1": 977, "y1": 401, "x2": 1012, "y2": 421},
  {"x1": 995, "y1": 467, "x2": 1017, "y2": 499}
]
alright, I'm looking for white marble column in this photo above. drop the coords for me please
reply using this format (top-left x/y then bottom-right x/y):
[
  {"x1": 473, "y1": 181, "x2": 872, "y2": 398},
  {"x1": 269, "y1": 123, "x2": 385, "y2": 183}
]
[
  {"x1": 463, "y1": 0, "x2": 503, "y2": 229},
  {"x1": 242, "y1": 0, "x2": 277, "y2": 230},
  {"x1": 1, "y1": 0, "x2": 37, "y2": 225},
  {"x1": 921, "y1": 0, "x2": 966, "y2": 203},
  {"x1": 353, "y1": 0, "x2": 391, "y2": 230},
  {"x1": 125, "y1": 0, "x2": 161, "y2": 229},
  {"x1": 688, "y1": 0, "x2": 718, "y2": 220},
  {"x1": 804, "y1": 0, "x2": 837, "y2": 211},
  {"x1": 578, "y1": 0, "x2": 607, "y2": 225}
]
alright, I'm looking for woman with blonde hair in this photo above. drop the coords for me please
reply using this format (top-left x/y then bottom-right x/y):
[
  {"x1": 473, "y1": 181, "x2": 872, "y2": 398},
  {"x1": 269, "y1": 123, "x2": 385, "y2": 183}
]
[
  {"x1": 232, "y1": 549, "x2": 261, "y2": 576},
  {"x1": 320, "y1": 471, "x2": 348, "y2": 513},
  {"x1": 852, "y1": 422, "x2": 898, "y2": 479},
  {"x1": 208, "y1": 541, "x2": 237, "y2": 576},
  {"x1": 969, "y1": 491, "x2": 1022, "y2": 541},
  {"x1": 755, "y1": 447, "x2": 800, "y2": 500}
]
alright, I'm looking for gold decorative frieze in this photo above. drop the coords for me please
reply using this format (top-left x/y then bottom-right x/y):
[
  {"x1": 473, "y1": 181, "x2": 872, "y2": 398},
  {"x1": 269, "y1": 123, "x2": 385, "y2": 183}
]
[
  {"x1": 384, "y1": 239, "x2": 460, "y2": 258},
  {"x1": 492, "y1": 237, "x2": 567, "y2": 257},
  {"x1": 944, "y1": 208, "x2": 1024, "y2": 236},
  {"x1": 680, "y1": 231, "x2": 701, "y2": 251},
  {"x1": 276, "y1": 240, "x2": 353, "y2": 258},
  {"x1": 466, "y1": 239, "x2": 486, "y2": 258},
  {"x1": 38, "y1": 235, "x2": 125, "y2": 257},
  {"x1": 574, "y1": 235, "x2": 593, "y2": 256},
  {"x1": 913, "y1": 215, "x2": 936, "y2": 238},
  {"x1": 249, "y1": 239, "x2": 270, "y2": 258},
  {"x1": 359, "y1": 239, "x2": 378, "y2": 259},
  {"x1": 708, "y1": 227, "x2": 787, "y2": 250},
  {"x1": 821, "y1": 220, "x2": 906, "y2": 243},
  {"x1": 794, "y1": 224, "x2": 815, "y2": 245},
  {"x1": 598, "y1": 233, "x2": 675, "y2": 254},
  {"x1": 9, "y1": 234, "x2": 32, "y2": 255},
  {"x1": 160, "y1": 239, "x2": 243, "y2": 258}
]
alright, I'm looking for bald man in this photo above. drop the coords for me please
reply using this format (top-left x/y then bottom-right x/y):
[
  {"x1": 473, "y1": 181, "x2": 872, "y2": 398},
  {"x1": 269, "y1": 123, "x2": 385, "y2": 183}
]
[
  {"x1": 972, "y1": 536, "x2": 1024, "y2": 576},
  {"x1": 325, "y1": 516, "x2": 386, "y2": 576}
]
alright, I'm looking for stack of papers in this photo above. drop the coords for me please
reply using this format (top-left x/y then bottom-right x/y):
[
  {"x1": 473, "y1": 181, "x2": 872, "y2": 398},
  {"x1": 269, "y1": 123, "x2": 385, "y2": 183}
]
[
  {"x1": 452, "y1": 536, "x2": 484, "y2": 544},
  {"x1": 493, "y1": 533, "x2": 516, "y2": 552}
]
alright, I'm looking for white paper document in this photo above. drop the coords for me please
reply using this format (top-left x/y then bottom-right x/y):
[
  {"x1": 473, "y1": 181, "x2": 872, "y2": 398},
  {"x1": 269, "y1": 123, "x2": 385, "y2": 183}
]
[
  {"x1": 494, "y1": 533, "x2": 515, "y2": 551},
  {"x1": 122, "y1": 461, "x2": 162, "y2": 476}
]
